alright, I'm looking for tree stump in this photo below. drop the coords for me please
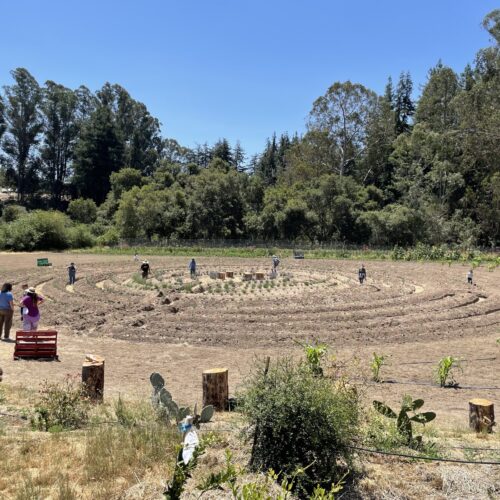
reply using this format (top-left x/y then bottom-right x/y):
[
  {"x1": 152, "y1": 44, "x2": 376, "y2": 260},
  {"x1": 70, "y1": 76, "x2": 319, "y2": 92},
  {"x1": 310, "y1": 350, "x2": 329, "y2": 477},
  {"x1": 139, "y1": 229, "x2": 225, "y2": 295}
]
[
  {"x1": 243, "y1": 273, "x2": 253, "y2": 281},
  {"x1": 469, "y1": 398, "x2": 495, "y2": 433},
  {"x1": 217, "y1": 272, "x2": 226, "y2": 280},
  {"x1": 255, "y1": 272, "x2": 265, "y2": 280},
  {"x1": 202, "y1": 368, "x2": 228, "y2": 411},
  {"x1": 226, "y1": 271, "x2": 234, "y2": 279},
  {"x1": 82, "y1": 354, "x2": 105, "y2": 402},
  {"x1": 0, "y1": 367, "x2": 3, "y2": 382}
]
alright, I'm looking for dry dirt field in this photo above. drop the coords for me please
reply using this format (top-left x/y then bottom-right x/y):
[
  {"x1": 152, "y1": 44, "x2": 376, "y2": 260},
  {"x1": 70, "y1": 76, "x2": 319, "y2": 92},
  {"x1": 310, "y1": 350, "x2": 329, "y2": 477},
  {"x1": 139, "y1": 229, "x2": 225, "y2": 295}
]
[
  {"x1": 0, "y1": 252, "x2": 498, "y2": 426},
  {"x1": 0, "y1": 252, "x2": 499, "y2": 499}
]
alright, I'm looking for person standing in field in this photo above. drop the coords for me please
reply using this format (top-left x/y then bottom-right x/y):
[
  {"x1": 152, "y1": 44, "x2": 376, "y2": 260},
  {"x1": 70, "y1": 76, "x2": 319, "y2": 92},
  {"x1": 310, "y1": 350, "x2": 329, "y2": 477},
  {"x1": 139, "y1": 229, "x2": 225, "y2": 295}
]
[
  {"x1": 189, "y1": 258, "x2": 197, "y2": 279},
  {"x1": 467, "y1": 269, "x2": 473, "y2": 285},
  {"x1": 68, "y1": 262, "x2": 77, "y2": 285},
  {"x1": 20, "y1": 287, "x2": 44, "y2": 331},
  {"x1": 0, "y1": 283, "x2": 14, "y2": 341},
  {"x1": 358, "y1": 264, "x2": 367, "y2": 284},
  {"x1": 20, "y1": 283, "x2": 28, "y2": 321},
  {"x1": 141, "y1": 260, "x2": 150, "y2": 279},
  {"x1": 272, "y1": 255, "x2": 281, "y2": 274}
]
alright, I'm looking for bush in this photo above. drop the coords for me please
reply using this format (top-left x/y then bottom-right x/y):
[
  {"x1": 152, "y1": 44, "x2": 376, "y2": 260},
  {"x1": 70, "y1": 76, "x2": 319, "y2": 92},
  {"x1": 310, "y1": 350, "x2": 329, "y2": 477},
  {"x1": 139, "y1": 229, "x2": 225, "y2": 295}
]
[
  {"x1": 67, "y1": 198, "x2": 98, "y2": 224},
  {"x1": 1, "y1": 204, "x2": 27, "y2": 223},
  {"x1": 240, "y1": 358, "x2": 359, "y2": 497},
  {"x1": 32, "y1": 378, "x2": 90, "y2": 431},
  {"x1": 96, "y1": 226, "x2": 120, "y2": 246},
  {"x1": 3, "y1": 216, "x2": 43, "y2": 250},
  {"x1": 67, "y1": 224, "x2": 96, "y2": 248}
]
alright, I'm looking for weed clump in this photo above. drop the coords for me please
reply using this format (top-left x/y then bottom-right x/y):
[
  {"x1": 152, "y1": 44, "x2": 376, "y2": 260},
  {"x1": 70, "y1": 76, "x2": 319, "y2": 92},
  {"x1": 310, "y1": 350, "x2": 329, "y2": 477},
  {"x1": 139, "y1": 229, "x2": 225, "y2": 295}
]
[
  {"x1": 240, "y1": 357, "x2": 360, "y2": 497},
  {"x1": 31, "y1": 378, "x2": 90, "y2": 431}
]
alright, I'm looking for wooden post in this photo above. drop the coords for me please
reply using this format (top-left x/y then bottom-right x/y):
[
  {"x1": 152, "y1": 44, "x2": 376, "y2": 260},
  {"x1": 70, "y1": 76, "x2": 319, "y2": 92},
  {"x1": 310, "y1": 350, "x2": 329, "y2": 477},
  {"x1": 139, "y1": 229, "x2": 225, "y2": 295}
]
[
  {"x1": 0, "y1": 367, "x2": 3, "y2": 382},
  {"x1": 243, "y1": 272, "x2": 253, "y2": 281},
  {"x1": 82, "y1": 354, "x2": 105, "y2": 402},
  {"x1": 202, "y1": 368, "x2": 228, "y2": 411},
  {"x1": 469, "y1": 398, "x2": 495, "y2": 433},
  {"x1": 255, "y1": 272, "x2": 265, "y2": 280},
  {"x1": 226, "y1": 271, "x2": 234, "y2": 279},
  {"x1": 217, "y1": 272, "x2": 226, "y2": 280}
]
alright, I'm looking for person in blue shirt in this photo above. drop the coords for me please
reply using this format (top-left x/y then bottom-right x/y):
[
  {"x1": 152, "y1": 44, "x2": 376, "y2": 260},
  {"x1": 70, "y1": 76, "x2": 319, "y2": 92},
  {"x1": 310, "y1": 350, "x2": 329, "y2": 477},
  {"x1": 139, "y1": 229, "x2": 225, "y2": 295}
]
[
  {"x1": 0, "y1": 283, "x2": 14, "y2": 341},
  {"x1": 189, "y1": 258, "x2": 197, "y2": 278}
]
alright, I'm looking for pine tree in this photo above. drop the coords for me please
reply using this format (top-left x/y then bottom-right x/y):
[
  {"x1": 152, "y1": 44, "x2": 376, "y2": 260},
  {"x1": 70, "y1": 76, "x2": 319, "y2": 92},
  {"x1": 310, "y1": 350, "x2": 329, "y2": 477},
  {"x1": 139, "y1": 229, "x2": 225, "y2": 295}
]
[
  {"x1": 211, "y1": 138, "x2": 233, "y2": 165},
  {"x1": 73, "y1": 103, "x2": 124, "y2": 204},
  {"x1": 394, "y1": 72, "x2": 415, "y2": 135},
  {"x1": 233, "y1": 140, "x2": 246, "y2": 172}
]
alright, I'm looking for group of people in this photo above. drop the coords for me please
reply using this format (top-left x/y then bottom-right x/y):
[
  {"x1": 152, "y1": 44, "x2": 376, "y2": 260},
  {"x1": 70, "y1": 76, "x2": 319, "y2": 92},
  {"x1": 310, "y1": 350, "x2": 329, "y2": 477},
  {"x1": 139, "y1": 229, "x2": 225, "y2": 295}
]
[
  {"x1": 138, "y1": 258, "x2": 198, "y2": 279},
  {"x1": 0, "y1": 283, "x2": 44, "y2": 340}
]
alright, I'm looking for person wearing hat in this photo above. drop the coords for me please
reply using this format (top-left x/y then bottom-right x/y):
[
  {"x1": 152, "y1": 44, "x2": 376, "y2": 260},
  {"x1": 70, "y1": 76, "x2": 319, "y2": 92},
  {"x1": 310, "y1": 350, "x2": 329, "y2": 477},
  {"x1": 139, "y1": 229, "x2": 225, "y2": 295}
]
[
  {"x1": 140, "y1": 260, "x2": 150, "y2": 279},
  {"x1": 20, "y1": 287, "x2": 44, "y2": 331},
  {"x1": 272, "y1": 255, "x2": 280, "y2": 274},
  {"x1": 68, "y1": 262, "x2": 77, "y2": 285},
  {"x1": 0, "y1": 283, "x2": 15, "y2": 341}
]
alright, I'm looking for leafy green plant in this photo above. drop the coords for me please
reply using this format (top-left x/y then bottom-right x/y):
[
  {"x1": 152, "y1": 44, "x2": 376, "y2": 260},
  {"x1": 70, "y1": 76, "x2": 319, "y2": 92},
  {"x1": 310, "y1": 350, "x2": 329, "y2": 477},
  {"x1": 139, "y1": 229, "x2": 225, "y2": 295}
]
[
  {"x1": 370, "y1": 352, "x2": 386, "y2": 382},
  {"x1": 435, "y1": 356, "x2": 462, "y2": 387},
  {"x1": 373, "y1": 395, "x2": 436, "y2": 449},
  {"x1": 241, "y1": 357, "x2": 359, "y2": 496},
  {"x1": 196, "y1": 449, "x2": 238, "y2": 493},
  {"x1": 163, "y1": 441, "x2": 207, "y2": 500},
  {"x1": 31, "y1": 378, "x2": 89, "y2": 431},
  {"x1": 296, "y1": 341, "x2": 328, "y2": 376}
]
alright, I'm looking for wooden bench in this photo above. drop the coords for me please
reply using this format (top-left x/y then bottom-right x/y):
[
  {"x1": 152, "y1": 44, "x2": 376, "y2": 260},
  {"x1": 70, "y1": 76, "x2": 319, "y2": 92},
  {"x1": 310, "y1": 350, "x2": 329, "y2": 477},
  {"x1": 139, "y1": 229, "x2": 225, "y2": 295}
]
[
  {"x1": 37, "y1": 258, "x2": 52, "y2": 267},
  {"x1": 14, "y1": 330, "x2": 59, "y2": 360}
]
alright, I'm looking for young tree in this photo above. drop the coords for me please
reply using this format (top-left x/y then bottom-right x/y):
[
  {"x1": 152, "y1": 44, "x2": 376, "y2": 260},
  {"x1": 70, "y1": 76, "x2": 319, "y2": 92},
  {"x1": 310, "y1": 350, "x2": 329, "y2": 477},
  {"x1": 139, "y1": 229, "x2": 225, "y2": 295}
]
[
  {"x1": 233, "y1": 140, "x2": 246, "y2": 172},
  {"x1": 211, "y1": 138, "x2": 234, "y2": 166},
  {"x1": 1, "y1": 68, "x2": 43, "y2": 202},
  {"x1": 308, "y1": 81, "x2": 377, "y2": 176}
]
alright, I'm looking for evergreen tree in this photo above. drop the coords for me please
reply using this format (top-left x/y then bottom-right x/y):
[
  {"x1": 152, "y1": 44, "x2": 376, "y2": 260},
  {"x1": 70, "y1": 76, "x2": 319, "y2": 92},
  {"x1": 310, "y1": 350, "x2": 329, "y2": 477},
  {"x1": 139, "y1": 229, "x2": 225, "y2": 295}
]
[
  {"x1": 211, "y1": 138, "x2": 234, "y2": 165},
  {"x1": 415, "y1": 62, "x2": 459, "y2": 132},
  {"x1": 0, "y1": 94, "x2": 6, "y2": 144},
  {"x1": 1, "y1": 68, "x2": 43, "y2": 202},
  {"x1": 394, "y1": 72, "x2": 415, "y2": 135},
  {"x1": 234, "y1": 140, "x2": 246, "y2": 172},
  {"x1": 73, "y1": 102, "x2": 124, "y2": 204},
  {"x1": 40, "y1": 81, "x2": 80, "y2": 207},
  {"x1": 255, "y1": 134, "x2": 278, "y2": 185}
]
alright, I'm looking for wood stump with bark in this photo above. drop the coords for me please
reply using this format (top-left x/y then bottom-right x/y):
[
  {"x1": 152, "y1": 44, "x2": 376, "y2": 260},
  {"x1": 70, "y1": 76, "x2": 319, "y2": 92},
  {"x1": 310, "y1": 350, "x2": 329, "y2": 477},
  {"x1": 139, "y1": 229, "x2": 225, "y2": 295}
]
[
  {"x1": 202, "y1": 368, "x2": 228, "y2": 411},
  {"x1": 225, "y1": 271, "x2": 234, "y2": 279},
  {"x1": 217, "y1": 272, "x2": 226, "y2": 280},
  {"x1": 255, "y1": 272, "x2": 264, "y2": 280},
  {"x1": 243, "y1": 273, "x2": 253, "y2": 281},
  {"x1": 82, "y1": 354, "x2": 105, "y2": 402},
  {"x1": 469, "y1": 398, "x2": 495, "y2": 433}
]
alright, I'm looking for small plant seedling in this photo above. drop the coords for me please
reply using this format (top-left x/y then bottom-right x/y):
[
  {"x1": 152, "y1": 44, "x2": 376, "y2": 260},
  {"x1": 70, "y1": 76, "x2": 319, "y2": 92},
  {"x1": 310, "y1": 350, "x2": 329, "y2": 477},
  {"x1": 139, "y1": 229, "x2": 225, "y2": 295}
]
[
  {"x1": 435, "y1": 356, "x2": 462, "y2": 387},
  {"x1": 371, "y1": 352, "x2": 386, "y2": 382},
  {"x1": 295, "y1": 341, "x2": 328, "y2": 376},
  {"x1": 373, "y1": 395, "x2": 436, "y2": 448}
]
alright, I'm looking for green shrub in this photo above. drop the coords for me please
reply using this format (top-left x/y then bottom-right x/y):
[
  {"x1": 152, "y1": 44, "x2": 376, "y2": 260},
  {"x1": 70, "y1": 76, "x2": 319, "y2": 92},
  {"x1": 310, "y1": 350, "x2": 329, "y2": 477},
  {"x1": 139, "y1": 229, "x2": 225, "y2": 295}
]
[
  {"x1": 67, "y1": 198, "x2": 98, "y2": 224},
  {"x1": 96, "y1": 226, "x2": 120, "y2": 246},
  {"x1": 435, "y1": 356, "x2": 462, "y2": 387},
  {"x1": 1, "y1": 203, "x2": 27, "y2": 222},
  {"x1": 31, "y1": 378, "x2": 90, "y2": 431},
  {"x1": 241, "y1": 358, "x2": 359, "y2": 497},
  {"x1": 67, "y1": 224, "x2": 96, "y2": 248},
  {"x1": 3, "y1": 216, "x2": 43, "y2": 250}
]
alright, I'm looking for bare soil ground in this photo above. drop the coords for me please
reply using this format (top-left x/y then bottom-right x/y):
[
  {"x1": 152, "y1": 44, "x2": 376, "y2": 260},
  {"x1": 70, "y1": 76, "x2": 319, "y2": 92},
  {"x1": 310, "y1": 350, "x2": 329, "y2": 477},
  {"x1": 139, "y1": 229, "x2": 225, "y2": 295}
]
[{"x1": 0, "y1": 252, "x2": 499, "y2": 498}]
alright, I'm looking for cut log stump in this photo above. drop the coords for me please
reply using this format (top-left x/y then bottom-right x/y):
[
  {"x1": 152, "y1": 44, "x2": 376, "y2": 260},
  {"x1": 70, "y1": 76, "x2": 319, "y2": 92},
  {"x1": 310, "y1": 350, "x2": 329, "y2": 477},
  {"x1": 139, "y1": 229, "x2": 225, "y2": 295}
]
[
  {"x1": 226, "y1": 271, "x2": 234, "y2": 279},
  {"x1": 82, "y1": 354, "x2": 105, "y2": 402},
  {"x1": 243, "y1": 273, "x2": 253, "y2": 281},
  {"x1": 203, "y1": 368, "x2": 228, "y2": 411},
  {"x1": 469, "y1": 398, "x2": 495, "y2": 433},
  {"x1": 217, "y1": 272, "x2": 226, "y2": 280},
  {"x1": 255, "y1": 272, "x2": 265, "y2": 280}
]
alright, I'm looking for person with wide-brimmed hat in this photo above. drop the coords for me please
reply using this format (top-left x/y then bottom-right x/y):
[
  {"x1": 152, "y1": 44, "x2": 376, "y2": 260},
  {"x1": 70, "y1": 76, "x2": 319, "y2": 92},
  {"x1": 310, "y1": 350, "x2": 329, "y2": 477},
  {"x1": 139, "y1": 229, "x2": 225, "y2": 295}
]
[{"x1": 20, "y1": 287, "x2": 44, "y2": 331}]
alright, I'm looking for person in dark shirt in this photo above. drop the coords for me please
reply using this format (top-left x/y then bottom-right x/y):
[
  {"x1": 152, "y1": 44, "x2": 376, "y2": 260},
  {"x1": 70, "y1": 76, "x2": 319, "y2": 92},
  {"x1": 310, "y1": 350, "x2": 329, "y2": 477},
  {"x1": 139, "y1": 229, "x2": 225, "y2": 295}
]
[
  {"x1": 358, "y1": 264, "x2": 367, "y2": 284},
  {"x1": 141, "y1": 260, "x2": 150, "y2": 279}
]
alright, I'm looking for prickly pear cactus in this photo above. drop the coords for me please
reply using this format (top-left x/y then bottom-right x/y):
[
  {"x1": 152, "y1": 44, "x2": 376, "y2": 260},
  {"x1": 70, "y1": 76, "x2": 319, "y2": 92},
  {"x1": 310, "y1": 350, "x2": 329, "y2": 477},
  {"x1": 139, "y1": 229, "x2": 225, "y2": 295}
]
[
  {"x1": 150, "y1": 372, "x2": 165, "y2": 392},
  {"x1": 200, "y1": 405, "x2": 214, "y2": 423}
]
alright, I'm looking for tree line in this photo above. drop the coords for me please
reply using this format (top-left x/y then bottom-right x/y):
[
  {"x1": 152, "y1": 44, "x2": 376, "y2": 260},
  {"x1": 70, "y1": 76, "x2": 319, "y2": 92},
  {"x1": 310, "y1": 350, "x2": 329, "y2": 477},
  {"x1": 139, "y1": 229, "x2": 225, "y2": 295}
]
[{"x1": 0, "y1": 10, "x2": 499, "y2": 250}]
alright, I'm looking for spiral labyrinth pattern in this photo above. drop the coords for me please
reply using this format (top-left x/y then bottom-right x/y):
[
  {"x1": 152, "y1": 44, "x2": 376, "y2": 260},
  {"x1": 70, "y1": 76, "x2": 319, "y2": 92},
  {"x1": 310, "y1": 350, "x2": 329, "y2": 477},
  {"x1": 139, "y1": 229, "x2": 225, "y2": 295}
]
[{"x1": 8, "y1": 256, "x2": 499, "y2": 348}]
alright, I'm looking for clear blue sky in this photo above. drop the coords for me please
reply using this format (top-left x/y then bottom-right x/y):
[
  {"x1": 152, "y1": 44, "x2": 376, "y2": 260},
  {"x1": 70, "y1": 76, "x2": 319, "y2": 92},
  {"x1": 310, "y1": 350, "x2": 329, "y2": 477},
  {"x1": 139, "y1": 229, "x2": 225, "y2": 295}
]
[{"x1": 0, "y1": 0, "x2": 497, "y2": 157}]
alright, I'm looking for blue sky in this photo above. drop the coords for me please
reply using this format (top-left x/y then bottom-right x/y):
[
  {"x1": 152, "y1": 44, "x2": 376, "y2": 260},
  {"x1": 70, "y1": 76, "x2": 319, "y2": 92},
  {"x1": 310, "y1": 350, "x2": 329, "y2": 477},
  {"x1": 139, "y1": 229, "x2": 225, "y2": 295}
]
[{"x1": 0, "y1": 1, "x2": 497, "y2": 157}]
